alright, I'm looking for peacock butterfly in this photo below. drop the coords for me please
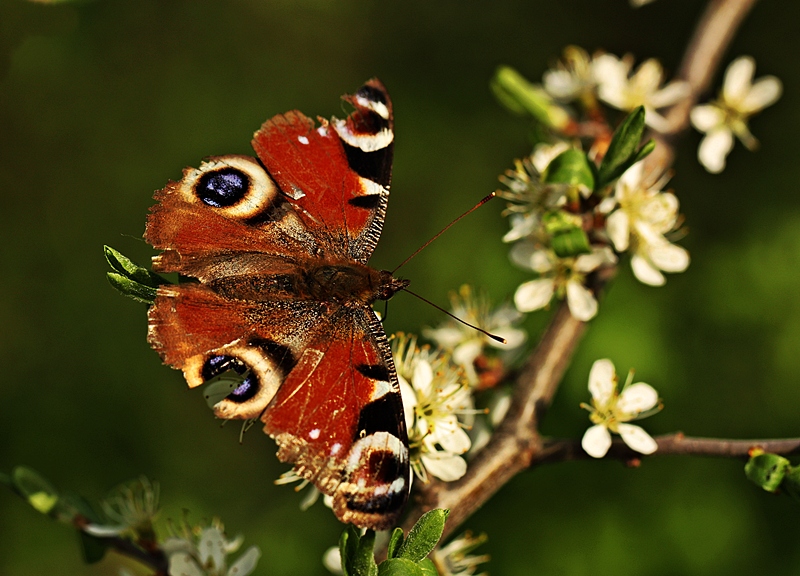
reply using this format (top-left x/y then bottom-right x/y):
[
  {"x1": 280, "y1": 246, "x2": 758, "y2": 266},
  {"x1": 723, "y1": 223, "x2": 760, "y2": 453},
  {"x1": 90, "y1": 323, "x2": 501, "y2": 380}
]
[{"x1": 144, "y1": 79, "x2": 410, "y2": 530}]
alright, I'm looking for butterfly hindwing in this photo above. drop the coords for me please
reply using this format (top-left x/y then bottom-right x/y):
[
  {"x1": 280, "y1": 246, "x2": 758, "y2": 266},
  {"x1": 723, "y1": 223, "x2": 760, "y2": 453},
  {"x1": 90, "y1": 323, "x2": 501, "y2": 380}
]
[{"x1": 144, "y1": 80, "x2": 410, "y2": 530}]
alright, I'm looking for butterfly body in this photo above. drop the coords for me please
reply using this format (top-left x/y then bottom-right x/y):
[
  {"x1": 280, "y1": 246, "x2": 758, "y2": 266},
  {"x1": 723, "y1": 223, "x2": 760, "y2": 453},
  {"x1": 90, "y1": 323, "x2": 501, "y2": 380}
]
[{"x1": 144, "y1": 80, "x2": 410, "y2": 530}]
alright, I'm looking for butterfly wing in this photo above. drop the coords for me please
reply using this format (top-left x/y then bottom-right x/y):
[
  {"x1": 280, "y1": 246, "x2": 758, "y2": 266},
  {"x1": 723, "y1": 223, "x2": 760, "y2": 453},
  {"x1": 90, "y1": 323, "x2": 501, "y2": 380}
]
[
  {"x1": 252, "y1": 78, "x2": 394, "y2": 263},
  {"x1": 144, "y1": 80, "x2": 409, "y2": 530}
]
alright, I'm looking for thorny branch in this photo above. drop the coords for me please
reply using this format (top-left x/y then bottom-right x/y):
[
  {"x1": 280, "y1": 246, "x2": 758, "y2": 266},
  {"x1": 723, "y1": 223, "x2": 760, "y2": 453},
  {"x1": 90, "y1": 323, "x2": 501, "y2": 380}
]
[{"x1": 402, "y1": 0, "x2": 763, "y2": 541}]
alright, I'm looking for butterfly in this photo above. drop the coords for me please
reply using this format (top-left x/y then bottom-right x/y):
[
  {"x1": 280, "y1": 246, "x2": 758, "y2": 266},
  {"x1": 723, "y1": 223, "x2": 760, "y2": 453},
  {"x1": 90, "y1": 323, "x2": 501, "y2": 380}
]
[{"x1": 144, "y1": 80, "x2": 410, "y2": 530}]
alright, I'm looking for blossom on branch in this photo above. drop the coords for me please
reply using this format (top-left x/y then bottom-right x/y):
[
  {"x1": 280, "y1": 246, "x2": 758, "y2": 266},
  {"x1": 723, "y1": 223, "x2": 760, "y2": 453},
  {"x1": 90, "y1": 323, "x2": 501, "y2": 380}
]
[
  {"x1": 394, "y1": 334, "x2": 475, "y2": 482},
  {"x1": 162, "y1": 520, "x2": 261, "y2": 576},
  {"x1": 581, "y1": 359, "x2": 661, "y2": 458},
  {"x1": 497, "y1": 142, "x2": 571, "y2": 243},
  {"x1": 593, "y1": 53, "x2": 689, "y2": 131},
  {"x1": 511, "y1": 243, "x2": 616, "y2": 321},
  {"x1": 424, "y1": 285, "x2": 526, "y2": 386},
  {"x1": 690, "y1": 56, "x2": 782, "y2": 173},
  {"x1": 600, "y1": 161, "x2": 689, "y2": 286},
  {"x1": 432, "y1": 531, "x2": 490, "y2": 576}
]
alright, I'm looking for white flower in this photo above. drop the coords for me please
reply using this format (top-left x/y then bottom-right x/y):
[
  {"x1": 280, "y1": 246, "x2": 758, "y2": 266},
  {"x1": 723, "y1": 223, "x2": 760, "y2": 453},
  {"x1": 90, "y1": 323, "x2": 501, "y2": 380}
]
[
  {"x1": 603, "y1": 161, "x2": 689, "y2": 286},
  {"x1": 593, "y1": 53, "x2": 689, "y2": 131},
  {"x1": 424, "y1": 285, "x2": 526, "y2": 386},
  {"x1": 581, "y1": 359, "x2": 661, "y2": 458},
  {"x1": 432, "y1": 531, "x2": 490, "y2": 576},
  {"x1": 543, "y1": 46, "x2": 597, "y2": 103},
  {"x1": 498, "y1": 147, "x2": 571, "y2": 243},
  {"x1": 162, "y1": 521, "x2": 260, "y2": 576},
  {"x1": 394, "y1": 334, "x2": 474, "y2": 482},
  {"x1": 84, "y1": 477, "x2": 159, "y2": 538},
  {"x1": 690, "y1": 56, "x2": 782, "y2": 173},
  {"x1": 511, "y1": 244, "x2": 617, "y2": 321}
]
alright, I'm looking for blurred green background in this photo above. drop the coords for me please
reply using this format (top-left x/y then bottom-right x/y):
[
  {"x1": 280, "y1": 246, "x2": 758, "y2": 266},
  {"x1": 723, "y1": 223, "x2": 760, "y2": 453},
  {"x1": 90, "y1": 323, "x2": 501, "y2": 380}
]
[{"x1": 2, "y1": 0, "x2": 800, "y2": 574}]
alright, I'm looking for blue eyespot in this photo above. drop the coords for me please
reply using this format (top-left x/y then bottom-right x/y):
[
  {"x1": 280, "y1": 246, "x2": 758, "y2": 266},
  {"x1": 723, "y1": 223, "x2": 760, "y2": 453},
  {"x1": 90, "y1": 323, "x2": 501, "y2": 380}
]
[{"x1": 196, "y1": 168, "x2": 250, "y2": 207}]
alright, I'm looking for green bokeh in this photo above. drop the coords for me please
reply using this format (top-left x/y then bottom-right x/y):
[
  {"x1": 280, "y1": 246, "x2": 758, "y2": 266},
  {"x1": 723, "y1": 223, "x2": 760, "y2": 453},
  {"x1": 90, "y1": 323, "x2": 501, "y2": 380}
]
[{"x1": 2, "y1": 0, "x2": 799, "y2": 574}]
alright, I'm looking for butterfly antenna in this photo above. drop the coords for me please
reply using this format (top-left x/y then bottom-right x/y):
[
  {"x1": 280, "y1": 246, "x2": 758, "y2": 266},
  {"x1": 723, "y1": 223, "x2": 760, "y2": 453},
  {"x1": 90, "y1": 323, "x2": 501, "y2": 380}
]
[
  {"x1": 391, "y1": 192, "x2": 496, "y2": 274},
  {"x1": 403, "y1": 287, "x2": 506, "y2": 344}
]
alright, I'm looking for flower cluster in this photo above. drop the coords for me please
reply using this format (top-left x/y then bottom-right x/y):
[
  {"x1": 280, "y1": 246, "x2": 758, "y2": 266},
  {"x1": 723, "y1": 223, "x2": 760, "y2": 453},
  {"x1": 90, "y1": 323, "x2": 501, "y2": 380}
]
[
  {"x1": 581, "y1": 359, "x2": 661, "y2": 458},
  {"x1": 539, "y1": 46, "x2": 689, "y2": 131},
  {"x1": 495, "y1": 47, "x2": 694, "y2": 321}
]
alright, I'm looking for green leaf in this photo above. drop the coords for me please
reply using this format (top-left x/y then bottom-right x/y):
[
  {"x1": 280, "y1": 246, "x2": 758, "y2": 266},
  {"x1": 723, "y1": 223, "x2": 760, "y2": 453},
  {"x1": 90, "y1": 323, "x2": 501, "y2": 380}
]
[
  {"x1": 491, "y1": 67, "x2": 570, "y2": 129},
  {"x1": 377, "y1": 558, "x2": 424, "y2": 576},
  {"x1": 782, "y1": 465, "x2": 800, "y2": 502},
  {"x1": 353, "y1": 530, "x2": 378, "y2": 576},
  {"x1": 104, "y1": 245, "x2": 167, "y2": 304},
  {"x1": 106, "y1": 272, "x2": 159, "y2": 304},
  {"x1": 78, "y1": 531, "x2": 109, "y2": 564},
  {"x1": 387, "y1": 527, "x2": 405, "y2": 559},
  {"x1": 396, "y1": 509, "x2": 449, "y2": 563},
  {"x1": 542, "y1": 211, "x2": 591, "y2": 257},
  {"x1": 417, "y1": 558, "x2": 439, "y2": 576},
  {"x1": 551, "y1": 228, "x2": 592, "y2": 257},
  {"x1": 339, "y1": 526, "x2": 360, "y2": 576},
  {"x1": 11, "y1": 466, "x2": 60, "y2": 515},
  {"x1": 104, "y1": 246, "x2": 163, "y2": 287},
  {"x1": 745, "y1": 452, "x2": 790, "y2": 492},
  {"x1": 340, "y1": 528, "x2": 378, "y2": 576},
  {"x1": 543, "y1": 149, "x2": 595, "y2": 191},
  {"x1": 596, "y1": 106, "x2": 649, "y2": 189}
]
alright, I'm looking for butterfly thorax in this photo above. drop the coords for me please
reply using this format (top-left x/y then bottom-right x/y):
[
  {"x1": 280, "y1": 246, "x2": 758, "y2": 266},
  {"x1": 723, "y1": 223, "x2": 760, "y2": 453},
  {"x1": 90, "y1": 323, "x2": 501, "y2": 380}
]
[
  {"x1": 302, "y1": 262, "x2": 409, "y2": 305},
  {"x1": 206, "y1": 260, "x2": 408, "y2": 306}
]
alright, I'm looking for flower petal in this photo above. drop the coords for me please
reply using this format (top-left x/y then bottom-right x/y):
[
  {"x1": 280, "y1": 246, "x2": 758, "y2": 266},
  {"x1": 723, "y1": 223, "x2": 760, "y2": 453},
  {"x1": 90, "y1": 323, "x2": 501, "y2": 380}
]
[
  {"x1": 697, "y1": 128, "x2": 734, "y2": 174},
  {"x1": 168, "y1": 552, "x2": 205, "y2": 576},
  {"x1": 198, "y1": 527, "x2": 226, "y2": 572},
  {"x1": 432, "y1": 422, "x2": 472, "y2": 454},
  {"x1": 649, "y1": 80, "x2": 690, "y2": 108},
  {"x1": 588, "y1": 359, "x2": 616, "y2": 404},
  {"x1": 323, "y1": 546, "x2": 344, "y2": 575},
  {"x1": 723, "y1": 56, "x2": 755, "y2": 103},
  {"x1": 412, "y1": 359, "x2": 434, "y2": 396},
  {"x1": 228, "y1": 546, "x2": 262, "y2": 576},
  {"x1": 421, "y1": 452, "x2": 468, "y2": 482},
  {"x1": 618, "y1": 382, "x2": 659, "y2": 414},
  {"x1": 742, "y1": 75, "x2": 782, "y2": 112},
  {"x1": 617, "y1": 423, "x2": 658, "y2": 454},
  {"x1": 514, "y1": 279, "x2": 554, "y2": 312},
  {"x1": 690, "y1": 104, "x2": 725, "y2": 132},
  {"x1": 649, "y1": 242, "x2": 690, "y2": 273},
  {"x1": 398, "y1": 375, "x2": 417, "y2": 431},
  {"x1": 566, "y1": 280, "x2": 598, "y2": 321},
  {"x1": 582, "y1": 424, "x2": 613, "y2": 458},
  {"x1": 606, "y1": 209, "x2": 630, "y2": 251},
  {"x1": 631, "y1": 253, "x2": 666, "y2": 286}
]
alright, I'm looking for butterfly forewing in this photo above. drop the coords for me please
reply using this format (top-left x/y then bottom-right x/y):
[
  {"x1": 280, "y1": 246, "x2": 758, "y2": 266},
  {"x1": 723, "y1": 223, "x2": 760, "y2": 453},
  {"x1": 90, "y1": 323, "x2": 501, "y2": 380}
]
[{"x1": 144, "y1": 80, "x2": 409, "y2": 530}]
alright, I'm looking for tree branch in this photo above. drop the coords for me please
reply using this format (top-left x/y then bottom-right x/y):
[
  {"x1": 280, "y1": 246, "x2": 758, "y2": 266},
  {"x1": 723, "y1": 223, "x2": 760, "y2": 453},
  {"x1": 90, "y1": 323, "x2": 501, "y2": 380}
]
[
  {"x1": 401, "y1": 0, "x2": 761, "y2": 542},
  {"x1": 536, "y1": 433, "x2": 800, "y2": 465}
]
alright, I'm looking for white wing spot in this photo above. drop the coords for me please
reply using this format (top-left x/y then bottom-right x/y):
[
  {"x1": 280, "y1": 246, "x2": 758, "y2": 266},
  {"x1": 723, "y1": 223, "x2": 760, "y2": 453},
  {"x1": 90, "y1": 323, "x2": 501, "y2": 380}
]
[
  {"x1": 309, "y1": 428, "x2": 320, "y2": 440},
  {"x1": 297, "y1": 135, "x2": 309, "y2": 145}
]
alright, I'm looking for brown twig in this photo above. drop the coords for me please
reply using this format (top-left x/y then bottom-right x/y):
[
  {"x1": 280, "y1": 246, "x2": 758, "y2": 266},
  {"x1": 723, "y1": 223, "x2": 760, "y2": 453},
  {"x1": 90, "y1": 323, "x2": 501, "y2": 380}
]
[
  {"x1": 536, "y1": 433, "x2": 800, "y2": 465},
  {"x1": 401, "y1": 0, "x2": 761, "y2": 542}
]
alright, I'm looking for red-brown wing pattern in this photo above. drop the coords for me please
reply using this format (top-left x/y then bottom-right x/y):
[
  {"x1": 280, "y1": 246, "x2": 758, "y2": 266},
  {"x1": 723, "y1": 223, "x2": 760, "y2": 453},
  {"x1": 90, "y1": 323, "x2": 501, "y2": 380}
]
[
  {"x1": 252, "y1": 79, "x2": 394, "y2": 263},
  {"x1": 143, "y1": 80, "x2": 410, "y2": 530},
  {"x1": 261, "y1": 305, "x2": 409, "y2": 530}
]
